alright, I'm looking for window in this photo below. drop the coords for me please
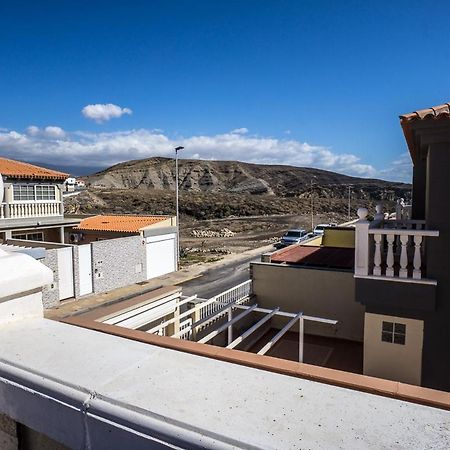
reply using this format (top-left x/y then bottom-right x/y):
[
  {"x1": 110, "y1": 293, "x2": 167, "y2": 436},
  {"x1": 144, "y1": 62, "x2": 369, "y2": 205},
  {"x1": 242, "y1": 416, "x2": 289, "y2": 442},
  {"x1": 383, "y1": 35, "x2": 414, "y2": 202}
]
[
  {"x1": 12, "y1": 232, "x2": 44, "y2": 241},
  {"x1": 13, "y1": 185, "x2": 35, "y2": 201},
  {"x1": 381, "y1": 321, "x2": 406, "y2": 345},
  {"x1": 12, "y1": 185, "x2": 56, "y2": 201},
  {"x1": 36, "y1": 185, "x2": 56, "y2": 200}
]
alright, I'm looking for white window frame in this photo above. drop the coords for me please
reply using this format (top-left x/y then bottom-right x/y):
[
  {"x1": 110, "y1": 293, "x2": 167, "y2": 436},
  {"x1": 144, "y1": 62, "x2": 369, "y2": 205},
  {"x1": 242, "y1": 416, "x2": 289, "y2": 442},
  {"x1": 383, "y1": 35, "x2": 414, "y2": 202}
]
[
  {"x1": 12, "y1": 184, "x2": 57, "y2": 203},
  {"x1": 381, "y1": 321, "x2": 406, "y2": 345}
]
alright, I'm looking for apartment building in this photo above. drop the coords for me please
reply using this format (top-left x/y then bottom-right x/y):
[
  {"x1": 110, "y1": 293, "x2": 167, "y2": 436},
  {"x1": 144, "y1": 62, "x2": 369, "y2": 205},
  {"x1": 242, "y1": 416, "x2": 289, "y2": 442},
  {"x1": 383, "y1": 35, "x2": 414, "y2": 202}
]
[
  {"x1": 354, "y1": 103, "x2": 450, "y2": 391},
  {"x1": 248, "y1": 103, "x2": 450, "y2": 392}
]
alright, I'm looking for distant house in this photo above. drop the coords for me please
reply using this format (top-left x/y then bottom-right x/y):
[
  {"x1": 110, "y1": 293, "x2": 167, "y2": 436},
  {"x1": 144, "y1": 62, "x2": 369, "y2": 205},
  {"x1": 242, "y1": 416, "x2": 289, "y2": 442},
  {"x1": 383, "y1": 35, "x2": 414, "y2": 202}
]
[
  {"x1": 72, "y1": 214, "x2": 178, "y2": 280},
  {"x1": 0, "y1": 157, "x2": 80, "y2": 242},
  {"x1": 0, "y1": 157, "x2": 179, "y2": 307}
]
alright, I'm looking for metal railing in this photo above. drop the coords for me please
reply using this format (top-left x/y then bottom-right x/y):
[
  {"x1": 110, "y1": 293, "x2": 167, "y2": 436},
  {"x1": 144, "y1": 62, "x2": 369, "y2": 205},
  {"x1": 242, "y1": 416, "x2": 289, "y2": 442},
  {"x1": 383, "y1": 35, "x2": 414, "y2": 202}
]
[{"x1": 199, "y1": 280, "x2": 252, "y2": 319}]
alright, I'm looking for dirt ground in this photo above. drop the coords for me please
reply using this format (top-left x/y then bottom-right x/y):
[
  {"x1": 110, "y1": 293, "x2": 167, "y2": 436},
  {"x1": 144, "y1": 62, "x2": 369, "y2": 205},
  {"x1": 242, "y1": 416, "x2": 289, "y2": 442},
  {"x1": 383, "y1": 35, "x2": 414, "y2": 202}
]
[{"x1": 179, "y1": 212, "x2": 346, "y2": 267}]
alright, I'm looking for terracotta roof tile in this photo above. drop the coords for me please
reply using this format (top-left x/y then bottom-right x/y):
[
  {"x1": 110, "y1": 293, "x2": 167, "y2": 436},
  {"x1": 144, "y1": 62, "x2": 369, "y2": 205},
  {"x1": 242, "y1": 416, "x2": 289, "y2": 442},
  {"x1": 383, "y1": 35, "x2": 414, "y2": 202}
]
[
  {"x1": 400, "y1": 102, "x2": 450, "y2": 162},
  {"x1": 400, "y1": 103, "x2": 450, "y2": 122},
  {"x1": 0, "y1": 157, "x2": 68, "y2": 180},
  {"x1": 74, "y1": 214, "x2": 169, "y2": 233}
]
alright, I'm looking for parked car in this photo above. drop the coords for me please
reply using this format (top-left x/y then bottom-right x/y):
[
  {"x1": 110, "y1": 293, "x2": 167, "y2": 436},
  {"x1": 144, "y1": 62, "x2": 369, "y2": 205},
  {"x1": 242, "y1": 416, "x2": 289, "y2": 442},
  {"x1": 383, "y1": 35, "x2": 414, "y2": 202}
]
[
  {"x1": 313, "y1": 223, "x2": 337, "y2": 235},
  {"x1": 280, "y1": 229, "x2": 308, "y2": 246}
]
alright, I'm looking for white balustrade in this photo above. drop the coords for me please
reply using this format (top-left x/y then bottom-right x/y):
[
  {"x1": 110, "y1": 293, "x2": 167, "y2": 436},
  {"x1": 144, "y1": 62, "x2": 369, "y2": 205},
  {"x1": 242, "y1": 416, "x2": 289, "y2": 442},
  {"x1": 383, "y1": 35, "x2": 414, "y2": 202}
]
[
  {"x1": 199, "y1": 280, "x2": 252, "y2": 319},
  {"x1": 0, "y1": 202, "x2": 62, "y2": 219},
  {"x1": 355, "y1": 204, "x2": 438, "y2": 282}
]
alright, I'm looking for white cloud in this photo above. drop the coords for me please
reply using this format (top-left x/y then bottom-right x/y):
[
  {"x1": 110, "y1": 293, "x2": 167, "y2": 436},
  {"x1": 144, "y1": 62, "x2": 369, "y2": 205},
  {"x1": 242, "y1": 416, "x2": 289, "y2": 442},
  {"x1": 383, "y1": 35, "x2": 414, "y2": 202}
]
[
  {"x1": 26, "y1": 125, "x2": 40, "y2": 136},
  {"x1": 82, "y1": 103, "x2": 132, "y2": 123},
  {"x1": 230, "y1": 127, "x2": 248, "y2": 135},
  {"x1": 0, "y1": 126, "x2": 409, "y2": 181},
  {"x1": 379, "y1": 152, "x2": 413, "y2": 183},
  {"x1": 26, "y1": 125, "x2": 66, "y2": 139},
  {"x1": 44, "y1": 126, "x2": 66, "y2": 139}
]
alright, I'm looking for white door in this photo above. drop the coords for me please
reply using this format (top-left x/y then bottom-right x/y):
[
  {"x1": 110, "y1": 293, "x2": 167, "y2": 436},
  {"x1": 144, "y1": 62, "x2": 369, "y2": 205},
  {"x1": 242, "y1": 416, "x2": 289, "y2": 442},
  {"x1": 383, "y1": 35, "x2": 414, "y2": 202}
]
[
  {"x1": 57, "y1": 247, "x2": 74, "y2": 300},
  {"x1": 146, "y1": 233, "x2": 176, "y2": 279},
  {"x1": 78, "y1": 244, "x2": 93, "y2": 296}
]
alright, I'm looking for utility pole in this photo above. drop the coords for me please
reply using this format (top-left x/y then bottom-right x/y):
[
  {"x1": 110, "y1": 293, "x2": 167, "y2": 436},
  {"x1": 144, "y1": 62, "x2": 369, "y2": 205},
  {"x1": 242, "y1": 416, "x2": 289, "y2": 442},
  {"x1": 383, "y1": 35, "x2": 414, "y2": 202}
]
[
  {"x1": 348, "y1": 185, "x2": 352, "y2": 220},
  {"x1": 174, "y1": 146, "x2": 184, "y2": 268},
  {"x1": 310, "y1": 178, "x2": 314, "y2": 231}
]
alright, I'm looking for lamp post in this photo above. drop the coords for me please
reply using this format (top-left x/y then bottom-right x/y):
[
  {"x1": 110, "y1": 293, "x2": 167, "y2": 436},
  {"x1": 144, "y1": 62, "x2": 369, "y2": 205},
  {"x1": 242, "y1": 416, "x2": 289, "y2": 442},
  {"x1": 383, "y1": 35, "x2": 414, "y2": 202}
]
[{"x1": 174, "y1": 146, "x2": 184, "y2": 267}]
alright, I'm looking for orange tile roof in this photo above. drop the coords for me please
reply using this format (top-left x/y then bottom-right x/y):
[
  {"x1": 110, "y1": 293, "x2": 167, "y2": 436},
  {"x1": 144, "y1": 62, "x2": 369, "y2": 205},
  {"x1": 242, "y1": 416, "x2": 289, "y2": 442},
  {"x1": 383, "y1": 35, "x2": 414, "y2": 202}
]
[
  {"x1": 74, "y1": 215, "x2": 169, "y2": 233},
  {"x1": 0, "y1": 157, "x2": 68, "y2": 180},
  {"x1": 400, "y1": 102, "x2": 450, "y2": 162},
  {"x1": 400, "y1": 103, "x2": 450, "y2": 122}
]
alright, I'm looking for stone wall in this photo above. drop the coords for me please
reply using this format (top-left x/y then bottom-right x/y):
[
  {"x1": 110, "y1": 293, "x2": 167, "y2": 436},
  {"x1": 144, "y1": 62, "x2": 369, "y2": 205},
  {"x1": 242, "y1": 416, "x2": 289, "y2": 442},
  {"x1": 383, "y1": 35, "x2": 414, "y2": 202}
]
[
  {"x1": 91, "y1": 235, "x2": 147, "y2": 293},
  {"x1": 41, "y1": 249, "x2": 60, "y2": 308}
]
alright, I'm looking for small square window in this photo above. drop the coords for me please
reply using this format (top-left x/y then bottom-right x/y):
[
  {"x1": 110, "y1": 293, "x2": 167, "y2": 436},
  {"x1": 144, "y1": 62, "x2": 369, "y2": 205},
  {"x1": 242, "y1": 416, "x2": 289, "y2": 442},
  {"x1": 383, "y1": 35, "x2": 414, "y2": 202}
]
[{"x1": 381, "y1": 321, "x2": 406, "y2": 345}]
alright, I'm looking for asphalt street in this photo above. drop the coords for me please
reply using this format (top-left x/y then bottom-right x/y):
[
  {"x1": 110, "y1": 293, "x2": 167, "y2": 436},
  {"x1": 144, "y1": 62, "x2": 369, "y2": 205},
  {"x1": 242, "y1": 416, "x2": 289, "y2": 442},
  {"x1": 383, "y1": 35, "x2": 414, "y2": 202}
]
[{"x1": 180, "y1": 254, "x2": 261, "y2": 299}]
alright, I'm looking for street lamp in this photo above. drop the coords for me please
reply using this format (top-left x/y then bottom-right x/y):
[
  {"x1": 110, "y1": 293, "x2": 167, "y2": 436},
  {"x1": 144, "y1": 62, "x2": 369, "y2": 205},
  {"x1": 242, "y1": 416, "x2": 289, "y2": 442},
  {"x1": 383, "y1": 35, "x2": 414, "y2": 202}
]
[{"x1": 174, "y1": 146, "x2": 184, "y2": 267}]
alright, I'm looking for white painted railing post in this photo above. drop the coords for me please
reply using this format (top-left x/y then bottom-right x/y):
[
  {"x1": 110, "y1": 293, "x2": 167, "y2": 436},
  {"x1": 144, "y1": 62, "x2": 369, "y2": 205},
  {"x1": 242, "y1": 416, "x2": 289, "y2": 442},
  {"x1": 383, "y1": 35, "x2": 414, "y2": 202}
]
[
  {"x1": 373, "y1": 234, "x2": 382, "y2": 276},
  {"x1": 413, "y1": 235, "x2": 423, "y2": 280},
  {"x1": 227, "y1": 307, "x2": 233, "y2": 345},
  {"x1": 385, "y1": 235, "x2": 395, "y2": 277},
  {"x1": 354, "y1": 207, "x2": 370, "y2": 276},
  {"x1": 399, "y1": 235, "x2": 409, "y2": 278}
]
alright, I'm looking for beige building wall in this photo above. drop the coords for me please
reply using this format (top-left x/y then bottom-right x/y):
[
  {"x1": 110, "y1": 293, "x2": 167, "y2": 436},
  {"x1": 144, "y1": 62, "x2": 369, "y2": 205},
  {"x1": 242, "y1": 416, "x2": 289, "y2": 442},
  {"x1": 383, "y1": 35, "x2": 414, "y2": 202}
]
[
  {"x1": 251, "y1": 263, "x2": 364, "y2": 341},
  {"x1": 363, "y1": 313, "x2": 423, "y2": 385}
]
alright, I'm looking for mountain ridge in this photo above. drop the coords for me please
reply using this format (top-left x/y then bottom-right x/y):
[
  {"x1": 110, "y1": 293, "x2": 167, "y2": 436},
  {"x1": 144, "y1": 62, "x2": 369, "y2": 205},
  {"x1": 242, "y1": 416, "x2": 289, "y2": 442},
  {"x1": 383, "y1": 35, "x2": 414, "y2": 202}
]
[{"x1": 85, "y1": 157, "x2": 411, "y2": 200}]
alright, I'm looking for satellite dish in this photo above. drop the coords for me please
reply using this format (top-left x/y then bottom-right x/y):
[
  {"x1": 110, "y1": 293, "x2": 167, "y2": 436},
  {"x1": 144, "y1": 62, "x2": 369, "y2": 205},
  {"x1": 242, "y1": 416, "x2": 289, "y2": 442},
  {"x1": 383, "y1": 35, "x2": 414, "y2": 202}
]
[{"x1": 0, "y1": 173, "x2": 3, "y2": 204}]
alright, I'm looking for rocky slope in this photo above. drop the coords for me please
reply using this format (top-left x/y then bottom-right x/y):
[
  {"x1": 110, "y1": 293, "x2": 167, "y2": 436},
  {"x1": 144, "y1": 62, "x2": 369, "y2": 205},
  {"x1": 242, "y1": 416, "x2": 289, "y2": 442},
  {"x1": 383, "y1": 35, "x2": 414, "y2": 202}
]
[{"x1": 85, "y1": 157, "x2": 411, "y2": 200}]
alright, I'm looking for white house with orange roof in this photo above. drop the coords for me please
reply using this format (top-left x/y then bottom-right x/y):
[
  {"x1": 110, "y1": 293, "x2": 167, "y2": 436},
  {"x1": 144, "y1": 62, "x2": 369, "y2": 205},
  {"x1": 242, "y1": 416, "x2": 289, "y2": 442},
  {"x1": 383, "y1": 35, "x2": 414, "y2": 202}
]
[
  {"x1": 0, "y1": 157, "x2": 179, "y2": 308},
  {"x1": 0, "y1": 157, "x2": 81, "y2": 242},
  {"x1": 72, "y1": 214, "x2": 178, "y2": 281}
]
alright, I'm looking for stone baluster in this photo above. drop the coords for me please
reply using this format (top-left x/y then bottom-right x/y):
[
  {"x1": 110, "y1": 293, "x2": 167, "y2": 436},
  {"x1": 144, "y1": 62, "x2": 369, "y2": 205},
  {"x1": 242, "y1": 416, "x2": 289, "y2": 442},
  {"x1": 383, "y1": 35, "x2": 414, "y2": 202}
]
[
  {"x1": 413, "y1": 235, "x2": 423, "y2": 279},
  {"x1": 0, "y1": 204, "x2": 3, "y2": 219},
  {"x1": 354, "y1": 208, "x2": 370, "y2": 276},
  {"x1": 374, "y1": 204, "x2": 384, "y2": 222},
  {"x1": 373, "y1": 234, "x2": 382, "y2": 276},
  {"x1": 399, "y1": 235, "x2": 409, "y2": 278},
  {"x1": 386, "y1": 235, "x2": 395, "y2": 277}
]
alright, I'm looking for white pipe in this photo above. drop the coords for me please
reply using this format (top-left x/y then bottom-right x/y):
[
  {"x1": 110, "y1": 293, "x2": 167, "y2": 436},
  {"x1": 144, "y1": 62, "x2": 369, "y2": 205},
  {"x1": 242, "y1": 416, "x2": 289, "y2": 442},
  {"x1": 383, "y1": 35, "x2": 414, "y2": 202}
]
[{"x1": 198, "y1": 305, "x2": 258, "y2": 344}]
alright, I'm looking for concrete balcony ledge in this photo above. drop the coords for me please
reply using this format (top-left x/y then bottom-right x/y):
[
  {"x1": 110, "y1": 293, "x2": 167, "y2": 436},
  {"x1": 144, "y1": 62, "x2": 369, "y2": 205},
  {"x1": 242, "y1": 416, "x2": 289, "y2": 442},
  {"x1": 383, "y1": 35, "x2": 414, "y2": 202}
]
[{"x1": 0, "y1": 318, "x2": 450, "y2": 449}]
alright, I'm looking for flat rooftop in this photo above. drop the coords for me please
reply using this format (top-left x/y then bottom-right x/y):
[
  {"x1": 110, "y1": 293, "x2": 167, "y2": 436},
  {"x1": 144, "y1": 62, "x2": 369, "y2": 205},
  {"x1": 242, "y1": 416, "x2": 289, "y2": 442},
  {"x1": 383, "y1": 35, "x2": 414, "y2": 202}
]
[{"x1": 0, "y1": 317, "x2": 449, "y2": 449}]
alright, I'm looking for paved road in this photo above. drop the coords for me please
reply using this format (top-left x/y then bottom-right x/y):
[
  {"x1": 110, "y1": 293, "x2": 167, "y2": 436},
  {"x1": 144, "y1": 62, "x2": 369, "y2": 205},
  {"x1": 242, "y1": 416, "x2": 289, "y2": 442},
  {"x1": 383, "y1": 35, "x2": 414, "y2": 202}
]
[{"x1": 180, "y1": 254, "x2": 261, "y2": 299}]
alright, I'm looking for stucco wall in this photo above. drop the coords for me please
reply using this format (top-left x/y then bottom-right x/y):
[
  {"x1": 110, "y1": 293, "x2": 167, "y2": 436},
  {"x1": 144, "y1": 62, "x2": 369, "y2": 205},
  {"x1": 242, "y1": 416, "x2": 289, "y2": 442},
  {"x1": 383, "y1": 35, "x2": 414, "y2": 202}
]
[
  {"x1": 251, "y1": 262, "x2": 364, "y2": 341},
  {"x1": 91, "y1": 235, "x2": 147, "y2": 293},
  {"x1": 363, "y1": 313, "x2": 423, "y2": 386}
]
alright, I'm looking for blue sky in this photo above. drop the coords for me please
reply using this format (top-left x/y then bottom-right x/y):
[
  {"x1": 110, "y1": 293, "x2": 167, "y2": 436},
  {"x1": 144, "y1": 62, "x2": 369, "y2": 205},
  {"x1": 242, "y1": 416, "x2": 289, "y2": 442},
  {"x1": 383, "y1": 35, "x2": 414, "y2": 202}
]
[{"x1": 1, "y1": 0, "x2": 449, "y2": 181}]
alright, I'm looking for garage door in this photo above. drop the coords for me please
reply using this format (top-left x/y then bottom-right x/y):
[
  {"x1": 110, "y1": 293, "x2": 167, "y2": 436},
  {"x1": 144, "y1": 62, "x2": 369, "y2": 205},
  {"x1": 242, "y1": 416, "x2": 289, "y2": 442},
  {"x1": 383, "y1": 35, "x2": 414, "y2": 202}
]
[{"x1": 146, "y1": 233, "x2": 177, "y2": 279}]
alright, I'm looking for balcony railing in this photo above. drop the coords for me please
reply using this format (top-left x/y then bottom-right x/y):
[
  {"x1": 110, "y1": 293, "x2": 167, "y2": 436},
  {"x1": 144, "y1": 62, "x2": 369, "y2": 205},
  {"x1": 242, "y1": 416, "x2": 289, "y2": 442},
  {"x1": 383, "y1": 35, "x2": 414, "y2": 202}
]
[
  {"x1": 0, "y1": 202, "x2": 63, "y2": 219},
  {"x1": 355, "y1": 206, "x2": 439, "y2": 282}
]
